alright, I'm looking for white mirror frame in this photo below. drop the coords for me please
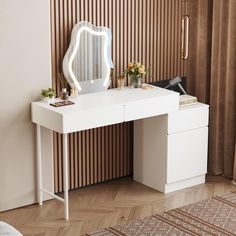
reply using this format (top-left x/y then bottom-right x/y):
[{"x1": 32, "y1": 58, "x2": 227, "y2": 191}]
[{"x1": 62, "y1": 21, "x2": 113, "y2": 94}]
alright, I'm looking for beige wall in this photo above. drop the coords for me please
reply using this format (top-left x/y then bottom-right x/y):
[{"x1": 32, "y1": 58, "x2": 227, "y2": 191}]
[{"x1": 0, "y1": 0, "x2": 53, "y2": 211}]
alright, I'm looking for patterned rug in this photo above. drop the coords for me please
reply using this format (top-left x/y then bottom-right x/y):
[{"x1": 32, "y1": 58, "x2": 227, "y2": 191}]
[{"x1": 86, "y1": 191, "x2": 236, "y2": 236}]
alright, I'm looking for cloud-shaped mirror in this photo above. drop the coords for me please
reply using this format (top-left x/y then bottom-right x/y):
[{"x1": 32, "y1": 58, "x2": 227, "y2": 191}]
[{"x1": 63, "y1": 21, "x2": 113, "y2": 94}]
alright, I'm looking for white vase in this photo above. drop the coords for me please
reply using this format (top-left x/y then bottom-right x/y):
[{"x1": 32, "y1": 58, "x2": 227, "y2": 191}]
[{"x1": 43, "y1": 97, "x2": 55, "y2": 104}]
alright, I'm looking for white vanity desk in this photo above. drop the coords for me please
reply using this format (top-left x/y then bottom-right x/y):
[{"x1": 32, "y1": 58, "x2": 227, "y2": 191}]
[
  {"x1": 31, "y1": 86, "x2": 179, "y2": 220},
  {"x1": 32, "y1": 21, "x2": 209, "y2": 220}
]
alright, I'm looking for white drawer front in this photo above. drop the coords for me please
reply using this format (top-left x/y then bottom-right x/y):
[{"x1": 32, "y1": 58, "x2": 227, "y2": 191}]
[
  {"x1": 63, "y1": 105, "x2": 124, "y2": 133},
  {"x1": 125, "y1": 94, "x2": 179, "y2": 122},
  {"x1": 168, "y1": 104, "x2": 209, "y2": 134},
  {"x1": 167, "y1": 127, "x2": 208, "y2": 184}
]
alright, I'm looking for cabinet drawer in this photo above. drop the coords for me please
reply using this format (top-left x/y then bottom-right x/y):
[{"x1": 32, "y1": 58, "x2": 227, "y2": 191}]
[
  {"x1": 167, "y1": 127, "x2": 208, "y2": 184},
  {"x1": 125, "y1": 93, "x2": 179, "y2": 122},
  {"x1": 168, "y1": 103, "x2": 209, "y2": 134}
]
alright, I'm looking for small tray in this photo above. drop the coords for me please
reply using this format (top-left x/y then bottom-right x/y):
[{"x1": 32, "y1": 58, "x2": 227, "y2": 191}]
[{"x1": 50, "y1": 100, "x2": 75, "y2": 107}]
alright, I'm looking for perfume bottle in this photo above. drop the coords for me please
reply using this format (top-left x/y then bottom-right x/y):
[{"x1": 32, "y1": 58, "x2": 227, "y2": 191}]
[{"x1": 62, "y1": 88, "x2": 69, "y2": 100}]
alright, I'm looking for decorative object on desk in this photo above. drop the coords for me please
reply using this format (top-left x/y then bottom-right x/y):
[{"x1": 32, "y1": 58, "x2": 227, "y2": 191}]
[
  {"x1": 50, "y1": 100, "x2": 75, "y2": 107},
  {"x1": 149, "y1": 76, "x2": 187, "y2": 95},
  {"x1": 164, "y1": 75, "x2": 186, "y2": 94},
  {"x1": 130, "y1": 74, "x2": 142, "y2": 88},
  {"x1": 141, "y1": 83, "x2": 153, "y2": 90},
  {"x1": 61, "y1": 88, "x2": 69, "y2": 100},
  {"x1": 117, "y1": 73, "x2": 125, "y2": 89},
  {"x1": 58, "y1": 72, "x2": 69, "y2": 100},
  {"x1": 124, "y1": 61, "x2": 149, "y2": 88},
  {"x1": 179, "y1": 94, "x2": 198, "y2": 107},
  {"x1": 70, "y1": 88, "x2": 79, "y2": 99},
  {"x1": 41, "y1": 88, "x2": 55, "y2": 104}
]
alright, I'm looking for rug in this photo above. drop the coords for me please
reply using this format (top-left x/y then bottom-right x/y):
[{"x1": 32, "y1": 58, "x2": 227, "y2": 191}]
[{"x1": 86, "y1": 191, "x2": 236, "y2": 235}]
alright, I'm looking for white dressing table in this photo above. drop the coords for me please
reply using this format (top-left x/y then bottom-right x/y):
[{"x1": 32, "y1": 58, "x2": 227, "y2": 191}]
[
  {"x1": 31, "y1": 86, "x2": 179, "y2": 220},
  {"x1": 31, "y1": 21, "x2": 209, "y2": 220}
]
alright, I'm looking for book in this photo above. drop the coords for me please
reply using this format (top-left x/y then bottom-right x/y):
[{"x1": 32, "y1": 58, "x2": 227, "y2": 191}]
[
  {"x1": 179, "y1": 95, "x2": 198, "y2": 107},
  {"x1": 50, "y1": 100, "x2": 75, "y2": 107}
]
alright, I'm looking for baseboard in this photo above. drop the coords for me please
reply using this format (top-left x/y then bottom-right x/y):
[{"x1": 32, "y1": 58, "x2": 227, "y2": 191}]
[{"x1": 164, "y1": 175, "x2": 205, "y2": 193}]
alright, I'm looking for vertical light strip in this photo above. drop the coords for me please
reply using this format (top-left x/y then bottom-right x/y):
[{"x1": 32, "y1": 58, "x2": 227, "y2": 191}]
[{"x1": 50, "y1": 0, "x2": 186, "y2": 193}]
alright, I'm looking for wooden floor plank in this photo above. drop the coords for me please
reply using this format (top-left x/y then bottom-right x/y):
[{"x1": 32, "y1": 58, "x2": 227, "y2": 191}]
[{"x1": 0, "y1": 176, "x2": 235, "y2": 236}]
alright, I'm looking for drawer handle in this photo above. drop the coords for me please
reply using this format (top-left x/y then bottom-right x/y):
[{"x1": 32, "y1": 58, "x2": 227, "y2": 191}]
[{"x1": 181, "y1": 15, "x2": 189, "y2": 60}]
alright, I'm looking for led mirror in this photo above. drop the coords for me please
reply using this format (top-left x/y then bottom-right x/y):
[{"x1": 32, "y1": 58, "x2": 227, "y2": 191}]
[{"x1": 63, "y1": 21, "x2": 113, "y2": 94}]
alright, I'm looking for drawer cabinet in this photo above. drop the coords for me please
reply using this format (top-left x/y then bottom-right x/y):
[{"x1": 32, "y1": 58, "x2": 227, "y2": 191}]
[
  {"x1": 168, "y1": 104, "x2": 209, "y2": 134},
  {"x1": 167, "y1": 127, "x2": 208, "y2": 183},
  {"x1": 134, "y1": 103, "x2": 209, "y2": 193}
]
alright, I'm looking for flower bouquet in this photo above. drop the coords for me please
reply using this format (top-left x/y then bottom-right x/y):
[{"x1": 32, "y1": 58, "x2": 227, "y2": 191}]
[{"x1": 124, "y1": 61, "x2": 149, "y2": 88}]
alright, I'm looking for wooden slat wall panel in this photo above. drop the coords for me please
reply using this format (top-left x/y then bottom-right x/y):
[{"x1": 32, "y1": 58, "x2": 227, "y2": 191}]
[{"x1": 50, "y1": 0, "x2": 186, "y2": 193}]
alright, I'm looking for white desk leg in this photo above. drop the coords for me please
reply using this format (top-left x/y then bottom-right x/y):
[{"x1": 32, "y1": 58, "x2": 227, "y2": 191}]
[
  {"x1": 36, "y1": 124, "x2": 43, "y2": 206},
  {"x1": 63, "y1": 133, "x2": 69, "y2": 220}
]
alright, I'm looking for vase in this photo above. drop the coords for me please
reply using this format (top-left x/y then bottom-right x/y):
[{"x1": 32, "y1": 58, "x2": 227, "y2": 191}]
[
  {"x1": 43, "y1": 97, "x2": 55, "y2": 104},
  {"x1": 130, "y1": 75, "x2": 142, "y2": 88}
]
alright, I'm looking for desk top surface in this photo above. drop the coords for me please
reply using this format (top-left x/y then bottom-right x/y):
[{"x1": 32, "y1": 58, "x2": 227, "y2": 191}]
[
  {"x1": 32, "y1": 86, "x2": 179, "y2": 115},
  {"x1": 31, "y1": 86, "x2": 180, "y2": 133}
]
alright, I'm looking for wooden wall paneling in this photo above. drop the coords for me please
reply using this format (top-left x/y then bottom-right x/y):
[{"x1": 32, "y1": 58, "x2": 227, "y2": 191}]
[
  {"x1": 101, "y1": 127, "x2": 105, "y2": 182},
  {"x1": 74, "y1": 133, "x2": 78, "y2": 188},
  {"x1": 168, "y1": 0, "x2": 173, "y2": 76},
  {"x1": 94, "y1": 129, "x2": 98, "y2": 183},
  {"x1": 108, "y1": 126, "x2": 112, "y2": 179},
  {"x1": 160, "y1": 0, "x2": 164, "y2": 79},
  {"x1": 173, "y1": 0, "x2": 178, "y2": 76},
  {"x1": 123, "y1": 123, "x2": 127, "y2": 176},
  {"x1": 115, "y1": 124, "x2": 120, "y2": 178},
  {"x1": 105, "y1": 127, "x2": 109, "y2": 180},
  {"x1": 82, "y1": 131, "x2": 86, "y2": 186},
  {"x1": 90, "y1": 129, "x2": 94, "y2": 185},
  {"x1": 119, "y1": 124, "x2": 123, "y2": 177},
  {"x1": 69, "y1": 133, "x2": 73, "y2": 189},
  {"x1": 86, "y1": 130, "x2": 90, "y2": 185},
  {"x1": 53, "y1": 133, "x2": 58, "y2": 193},
  {"x1": 78, "y1": 131, "x2": 82, "y2": 187},
  {"x1": 112, "y1": 125, "x2": 116, "y2": 179},
  {"x1": 97, "y1": 127, "x2": 101, "y2": 183},
  {"x1": 50, "y1": 0, "x2": 186, "y2": 193}
]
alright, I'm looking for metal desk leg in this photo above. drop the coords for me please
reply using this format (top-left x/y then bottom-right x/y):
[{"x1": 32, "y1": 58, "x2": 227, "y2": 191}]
[
  {"x1": 36, "y1": 124, "x2": 43, "y2": 206},
  {"x1": 63, "y1": 133, "x2": 69, "y2": 220}
]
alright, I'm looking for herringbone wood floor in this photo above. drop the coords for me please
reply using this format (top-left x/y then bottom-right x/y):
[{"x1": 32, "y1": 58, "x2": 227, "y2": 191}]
[{"x1": 0, "y1": 176, "x2": 236, "y2": 236}]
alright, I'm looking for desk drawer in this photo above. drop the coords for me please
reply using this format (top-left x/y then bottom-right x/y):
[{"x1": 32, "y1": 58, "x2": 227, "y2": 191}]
[
  {"x1": 168, "y1": 103, "x2": 209, "y2": 134},
  {"x1": 63, "y1": 105, "x2": 124, "y2": 133},
  {"x1": 125, "y1": 94, "x2": 179, "y2": 122}
]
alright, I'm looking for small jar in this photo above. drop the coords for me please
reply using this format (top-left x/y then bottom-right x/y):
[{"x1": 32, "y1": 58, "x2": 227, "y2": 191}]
[
  {"x1": 117, "y1": 77, "x2": 125, "y2": 89},
  {"x1": 70, "y1": 88, "x2": 79, "y2": 99}
]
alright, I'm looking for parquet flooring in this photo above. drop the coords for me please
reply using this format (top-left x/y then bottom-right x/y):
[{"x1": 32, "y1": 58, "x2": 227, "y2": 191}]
[{"x1": 0, "y1": 176, "x2": 235, "y2": 236}]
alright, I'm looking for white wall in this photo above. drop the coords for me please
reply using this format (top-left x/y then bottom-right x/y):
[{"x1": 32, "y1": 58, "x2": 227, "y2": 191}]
[{"x1": 0, "y1": 0, "x2": 53, "y2": 211}]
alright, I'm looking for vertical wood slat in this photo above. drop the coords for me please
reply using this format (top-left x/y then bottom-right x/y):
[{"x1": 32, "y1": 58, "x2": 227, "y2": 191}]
[{"x1": 50, "y1": 0, "x2": 185, "y2": 193}]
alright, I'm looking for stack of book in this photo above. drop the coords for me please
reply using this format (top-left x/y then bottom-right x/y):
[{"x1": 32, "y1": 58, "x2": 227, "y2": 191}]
[{"x1": 179, "y1": 94, "x2": 198, "y2": 107}]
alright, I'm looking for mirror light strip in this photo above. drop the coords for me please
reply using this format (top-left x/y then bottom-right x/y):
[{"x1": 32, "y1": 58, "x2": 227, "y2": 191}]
[{"x1": 68, "y1": 26, "x2": 111, "y2": 91}]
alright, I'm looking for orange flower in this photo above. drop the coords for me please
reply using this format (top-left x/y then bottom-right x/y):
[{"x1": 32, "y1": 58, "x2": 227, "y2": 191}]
[{"x1": 128, "y1": 63, "x2": 134, "y2": 69}]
